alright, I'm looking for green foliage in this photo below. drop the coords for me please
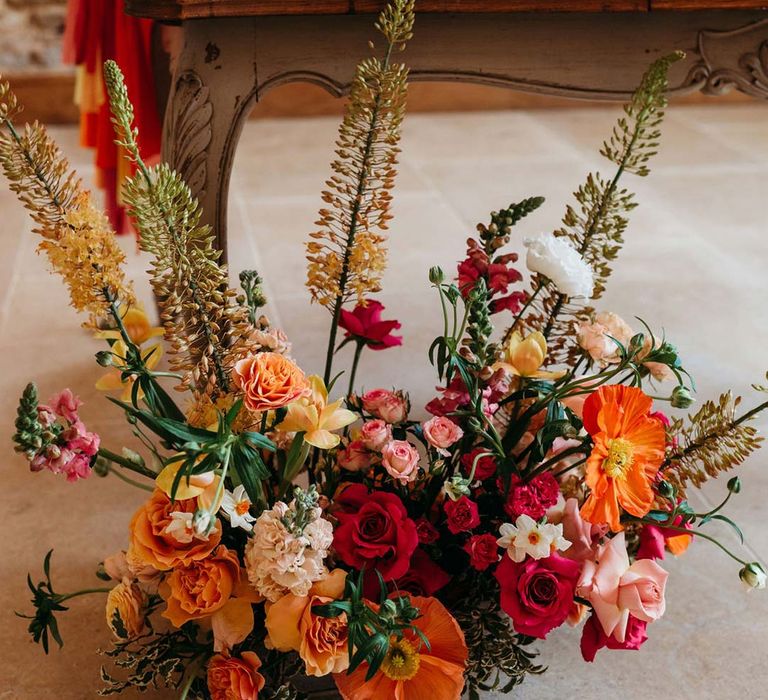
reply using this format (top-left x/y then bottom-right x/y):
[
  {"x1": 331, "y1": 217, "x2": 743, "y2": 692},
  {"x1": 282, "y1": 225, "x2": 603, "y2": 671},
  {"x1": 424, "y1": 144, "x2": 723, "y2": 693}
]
[
  {"x1": 477, "y1": 196, "x2": 545, "y2": 254},
  {"x1": 103, "y1": 60, "x2": 255, "y2": 397},
  {"x1": 312, "y1": 570, "x2": 428, "y2": 681},
  {"x1": 664, "y1": 391, "x2": 766, "y2": 493},
  {"x1": 514, "y1": 52, "x2": 683, "y2": 363},
  {"x1": 15, "y1": 550, "x2": 68, "y2": 654}
]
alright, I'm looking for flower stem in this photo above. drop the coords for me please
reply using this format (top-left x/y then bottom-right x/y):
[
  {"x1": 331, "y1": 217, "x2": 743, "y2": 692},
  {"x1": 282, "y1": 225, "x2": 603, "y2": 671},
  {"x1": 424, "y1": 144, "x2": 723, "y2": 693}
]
[
  {"x1": 58, "y1": 587, "x2": 111, "y2": 603},
  {"x1": 98, "y1": 447, "x2": 157, "y2": 479},
  {"x1": 347, "y1": 341, "x2": 365, "y2": 397},
  {"x1": 105, "y1": 463, "x2": 154, "y2": 491}
]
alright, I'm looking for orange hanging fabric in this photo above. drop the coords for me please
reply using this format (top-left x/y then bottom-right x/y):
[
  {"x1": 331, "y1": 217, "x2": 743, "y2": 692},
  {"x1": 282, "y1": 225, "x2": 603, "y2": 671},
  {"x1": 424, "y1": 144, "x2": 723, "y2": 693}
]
[{"x1": 62, "y1": 0, "x2": 162, "y2": 233}]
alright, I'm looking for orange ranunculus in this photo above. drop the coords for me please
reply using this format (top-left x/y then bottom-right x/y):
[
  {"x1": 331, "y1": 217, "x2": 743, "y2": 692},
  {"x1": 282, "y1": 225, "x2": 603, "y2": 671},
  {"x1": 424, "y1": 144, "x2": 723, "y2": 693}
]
[
  {"x1": 129, "y1": 489, "x2": 221, "y2": 571},
  {"x1": 334, "y1": 595, "x2": 468, "y2": 700},
  {"x1": 105, "y1": 580, "x2": 147, "y2": 639},
  {"x1": 232, "y1": 352, "x2": 309, "y2": 414},
  {"x1": 266, "y1": 569, "x2": 349, "y2": 677},
  {"x1": 207, "y1": 651, "x2": 265, "y2": 700},
  {"x1": 161, "y1": 545, "x2": 261, "y2": 651},
  {"x1": 580, "y1": 385, "x2": 666, "y2": 532}
]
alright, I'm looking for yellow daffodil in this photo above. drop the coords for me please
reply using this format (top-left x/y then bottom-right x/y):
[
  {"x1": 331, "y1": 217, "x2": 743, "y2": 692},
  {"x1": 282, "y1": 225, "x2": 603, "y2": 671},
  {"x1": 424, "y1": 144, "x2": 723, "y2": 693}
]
[
  {"x1": 276, "y1": 375, "x2": 357, "y2": 449},
  {"x1": 94, "y1": 303, "x2": 164, "y2": 346},
  {"x1": 494, "y1": 331, "x2": 564, "y2": 380},
  {"x1": 95, "y1": 338, "x2": 163, "y2": 401}
]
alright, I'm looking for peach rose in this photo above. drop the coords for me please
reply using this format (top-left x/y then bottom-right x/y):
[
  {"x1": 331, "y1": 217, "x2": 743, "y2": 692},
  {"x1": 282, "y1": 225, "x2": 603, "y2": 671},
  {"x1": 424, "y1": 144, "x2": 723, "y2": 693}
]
[
  {"x1": 577, "y1": 312, "x2": 634, "y2": 364},
  {"x1": 129, "y1": 489, "x2": 221, "y2": 571},
  {"x1": 104, "y1": 549, "x2": 163, "y2": 594},
  {"x1": 577, "y1": 532, "x2": 668, "y2": 643},
  {"x1": 266, "y1": 569, "x2": 349, "y2": 677},
  {"x1": 361, "y1": 389, "x2": 408, "y2": 423},
  {"x1": 381, "y1": 440, "x2": 420, "y2": 483},
  {"x1": 207, "y1": 651, "x2": 265, "y2": 700},
  {"x1": 106, "y1": 580, "x2": 147, "y2": 639},
  {"x1": 161, "y1": 545, "x2": 241, "y2": 627},
  {"x1": 422, "y1": 416, "x2": 464, "y2": 453},
  {"x1": 232, "y1": 352, "x2": 308, "y2": 413},
  {"x1": 359, "y1": 419, "x2": 392, "y2": 451},
  {"x1": 337, "y1": 440, "x2": 372, "y2": 472}
]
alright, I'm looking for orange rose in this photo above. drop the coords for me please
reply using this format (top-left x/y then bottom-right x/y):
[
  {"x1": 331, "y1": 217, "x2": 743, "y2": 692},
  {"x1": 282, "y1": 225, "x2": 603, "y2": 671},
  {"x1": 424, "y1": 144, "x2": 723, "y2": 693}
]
[
  {"x1": 207, "y1": 651, "x2": 265, "y2": 700},
  {"x1": 129, "y1": 489, "x2": 221, "y2": 571},
  {"x1": 105, "y1": 580, "x2": 147, "y2": 639},
  {"x1": 265, "y1": 569, "x2": 349, "y2": 676},
  {"x1": 161, "y1": 545, "x2": 241, "y2": 627},
  {"x1": 232, "y1": 352, "x2": 308, "y2": 413}
]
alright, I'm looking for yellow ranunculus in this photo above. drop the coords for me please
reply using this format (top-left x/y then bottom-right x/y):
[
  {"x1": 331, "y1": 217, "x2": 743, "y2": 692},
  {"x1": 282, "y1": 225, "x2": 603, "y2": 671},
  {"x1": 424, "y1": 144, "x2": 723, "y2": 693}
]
[
  {"x1": 495, "y1": 331, "x2": 564, "y2": 380},
  {"x1": 276, "y1": 375, "x2": 357, "y2": 449}
]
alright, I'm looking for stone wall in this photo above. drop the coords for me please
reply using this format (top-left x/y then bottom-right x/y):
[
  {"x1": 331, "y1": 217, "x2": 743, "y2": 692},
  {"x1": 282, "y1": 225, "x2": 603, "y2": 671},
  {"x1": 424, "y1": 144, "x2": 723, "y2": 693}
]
[{"x1": 0, "y1": 0, "x2": 68, "y2": 71}]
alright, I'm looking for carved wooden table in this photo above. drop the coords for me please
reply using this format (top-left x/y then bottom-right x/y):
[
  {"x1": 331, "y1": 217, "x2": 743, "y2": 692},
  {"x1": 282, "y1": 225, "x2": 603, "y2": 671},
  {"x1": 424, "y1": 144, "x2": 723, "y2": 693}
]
[{"x1": 126, "y1": 0, "x2": 768, "y2": 260}]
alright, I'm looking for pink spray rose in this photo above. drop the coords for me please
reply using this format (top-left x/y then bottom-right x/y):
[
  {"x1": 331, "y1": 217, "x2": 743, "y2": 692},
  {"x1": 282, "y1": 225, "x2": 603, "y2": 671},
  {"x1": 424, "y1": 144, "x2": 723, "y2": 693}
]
[
  {"x1": 381, "y1": 440, "x2": 420, "y2": 483},
  {"x1": 577, "y1": 532, "x2": 668, "y2": 643},
  {"x1": 359, "y1": 419, "x2": 392, "y2": 451},
  {"x1": 422, "y1": 416, "x2": 463, "y2": 454},
  {"x1": 464, "y1": 534, "x2": 499, "y2": 571},
  {"x1": 336, "y1": 440, "x2": 373, "y2": 472},
  {"x1": 495, "y1": 553, "x2": 580, "y2": 639},
  {"x1": 361, "y1": 389, "x2": 408, "y2": 423}
]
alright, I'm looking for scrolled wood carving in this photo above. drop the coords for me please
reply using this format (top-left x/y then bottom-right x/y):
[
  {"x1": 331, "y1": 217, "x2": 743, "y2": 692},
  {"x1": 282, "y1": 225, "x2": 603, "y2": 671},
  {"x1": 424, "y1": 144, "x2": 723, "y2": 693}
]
[
  {"x1": 164, "y1": 70, "x2": 214, "y2": 198},
  {"x1": 684, "y1": 19, "x2": 768, "y2": 99}
]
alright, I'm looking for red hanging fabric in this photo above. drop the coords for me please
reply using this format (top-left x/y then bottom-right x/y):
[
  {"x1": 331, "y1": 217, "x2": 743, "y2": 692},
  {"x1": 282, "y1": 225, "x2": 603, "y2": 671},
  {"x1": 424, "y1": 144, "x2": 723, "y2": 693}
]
[{"x1": 62, "y1": 0, "x2": 163, "y2": 233}]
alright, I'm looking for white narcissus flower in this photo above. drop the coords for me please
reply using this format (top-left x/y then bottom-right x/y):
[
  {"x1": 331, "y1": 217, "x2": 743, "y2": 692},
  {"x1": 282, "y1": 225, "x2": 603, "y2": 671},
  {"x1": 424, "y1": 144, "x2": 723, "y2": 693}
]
[
  {"x1": 497, "y1": 514, "x2": 571, "y2": 562},
  {"x1": 524, "y1": 233, "x2": 594, "y2": 298},
  {"x1": 220, "y1": 485, "x2": 257, "y2": 532},
  {"x1": 163, "y1": 511, "x2": 211, "y2": 544}
]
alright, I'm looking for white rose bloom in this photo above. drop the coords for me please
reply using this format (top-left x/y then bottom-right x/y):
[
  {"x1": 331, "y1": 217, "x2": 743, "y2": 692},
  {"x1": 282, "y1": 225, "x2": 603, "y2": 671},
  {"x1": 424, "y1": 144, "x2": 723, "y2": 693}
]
[
  {"x1": 523, "y1": 233, "x2": 594, "y2": 298},
  {"x1": 497, "y1": 514, "x2": 571, "y2": 562}
]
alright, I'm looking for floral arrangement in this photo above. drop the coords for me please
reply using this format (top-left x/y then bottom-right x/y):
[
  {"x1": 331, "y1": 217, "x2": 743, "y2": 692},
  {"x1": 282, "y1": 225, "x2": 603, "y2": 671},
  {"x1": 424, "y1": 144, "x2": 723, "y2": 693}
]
[{"x1": 3, "y1": 1, "x2": 767, "y2": 698}]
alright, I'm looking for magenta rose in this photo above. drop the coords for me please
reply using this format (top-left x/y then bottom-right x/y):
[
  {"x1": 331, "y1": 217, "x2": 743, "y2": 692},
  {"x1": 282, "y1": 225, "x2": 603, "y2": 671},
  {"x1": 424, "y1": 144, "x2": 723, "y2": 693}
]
[
  {"x1": 333, "y1": 484, "x2": 418, "y2": 580},
  {"x1": 444, "y1": 496, "x2": 480, "y2": 534},
  {"x1": 495, "y1": 553, "x2": 580, "y2": 639},
  {"x1": 464, "y1": 533, "x2": 499, "y2": 571},
  {"x1": 580, "y1": 613, "x2": 648, "y2": 662}
]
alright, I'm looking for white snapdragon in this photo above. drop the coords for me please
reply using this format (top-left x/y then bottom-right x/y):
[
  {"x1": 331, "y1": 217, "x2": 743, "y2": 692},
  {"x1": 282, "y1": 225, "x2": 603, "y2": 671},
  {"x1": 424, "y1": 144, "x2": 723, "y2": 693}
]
[
  {"x1": 524, "y1": 233, "x2": 594, "y2": 298},
  {"x1": 497, "y1": 514, "x2": 571, "y2": 562}
]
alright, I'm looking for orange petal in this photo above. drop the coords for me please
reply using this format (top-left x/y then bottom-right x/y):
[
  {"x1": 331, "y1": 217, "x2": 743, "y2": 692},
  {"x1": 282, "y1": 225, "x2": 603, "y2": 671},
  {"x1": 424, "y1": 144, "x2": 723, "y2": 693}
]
[{"x1": 212, "y1": 598, "x2": 254, "y2": 652}]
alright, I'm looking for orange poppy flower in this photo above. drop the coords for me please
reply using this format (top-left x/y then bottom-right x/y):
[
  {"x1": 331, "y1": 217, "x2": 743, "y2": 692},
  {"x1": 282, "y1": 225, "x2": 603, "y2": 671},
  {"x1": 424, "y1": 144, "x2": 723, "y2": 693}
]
[
  {"x1": 580, "y1": 385, "x2": 666, "y2": 532},
  {"x1": 334, "y1": 595, "x2": 467, "y2": 700}
]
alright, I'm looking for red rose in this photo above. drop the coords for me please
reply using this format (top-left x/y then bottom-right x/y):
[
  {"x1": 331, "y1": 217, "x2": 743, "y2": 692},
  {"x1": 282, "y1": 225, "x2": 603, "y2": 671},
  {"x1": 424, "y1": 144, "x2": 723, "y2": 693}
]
[
  {"x1": 580, "y1": 612, "x2": 648, "y2": 662},
  {"x1": 503, "y1": 472, "x2": 560, "y2": 520},
  {"x1": 444, "y1": 496, "x2": 480, "y2": 535},
  {"x1": 333, "y1": 484, "x2": 418, "y2": 580},
  {"x1": 460, "y1": 448, "x2": 497, "y2": 481},
  {"x1": 495, "y1": 553, "x2": 580, "y2": 639},
  {"x1": 464, "y1": 534, "x2": 499, "y2": 571},
  {"x1": 414, "y1": 517, "x2": 440, "y2": 545},
  {"x1": 394, "y1": 548, "x2": 451, "y2": 597}
]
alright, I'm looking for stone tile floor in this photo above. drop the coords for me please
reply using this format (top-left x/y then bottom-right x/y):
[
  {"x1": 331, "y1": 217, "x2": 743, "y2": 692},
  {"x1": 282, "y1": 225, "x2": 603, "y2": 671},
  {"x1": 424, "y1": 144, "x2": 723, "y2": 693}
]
[{"x1": 1, "y1": 103, "x2": 767, "y2": 698}]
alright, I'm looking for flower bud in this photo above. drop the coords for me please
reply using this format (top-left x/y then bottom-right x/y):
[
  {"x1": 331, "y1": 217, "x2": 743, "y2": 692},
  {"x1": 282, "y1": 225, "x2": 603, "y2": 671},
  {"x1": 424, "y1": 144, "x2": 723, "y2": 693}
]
[
  {"x1": 428, "y1": 266, "x2": 445, "y2": 285},
  {"x1": 193, "y1": 509, "x2": 213, "y2": 537},
  {"x1": 96, "y1": 350, "x2": 114, "y2": 367},
  {"x1": 121, "y1": 447, "x2": 145, "y2": 468},
  {"x1": 657, "y1": 479, "x2": 676, "y2": 500},
  {"x1": 445, "y1": 476, "x2": 471, "y2": 501},
  {"x1": 727, "y1": 476, "x2": 742, "y2": 494},
  {"x1": 739, "y1": 562, "x2": 767, "y2": 591},
  {"x1": 92, "y1": 456, "x2": 110, "y2": 477},
  {"x1": 671, "y1": 385, "x2": 695, "y2": 409}
]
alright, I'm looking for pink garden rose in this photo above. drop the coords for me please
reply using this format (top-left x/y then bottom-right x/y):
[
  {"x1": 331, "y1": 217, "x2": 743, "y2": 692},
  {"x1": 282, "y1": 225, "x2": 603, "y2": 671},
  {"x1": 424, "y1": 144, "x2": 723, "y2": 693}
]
[
  {"x1": 495, "y1": 553, "x2": 580, "y2": 639},
  {"x1": 336, "y1": 440, "x2": 372, "y2": 472},
  {"x1": 359, "y1": 419, "x2": 392, "y2": 451},
  {"x1": 381, "y1": 440, "x2": 420, "y2": 483},
  {"x1": 361, "y1": 389, "x2": 408, "y2": 423},
  {"x1": 422, "y1": 416, "x2": 463, "y2": 454},
  {"x1": 577, "y1": 532, "x2": 668, "y2": 643}
]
